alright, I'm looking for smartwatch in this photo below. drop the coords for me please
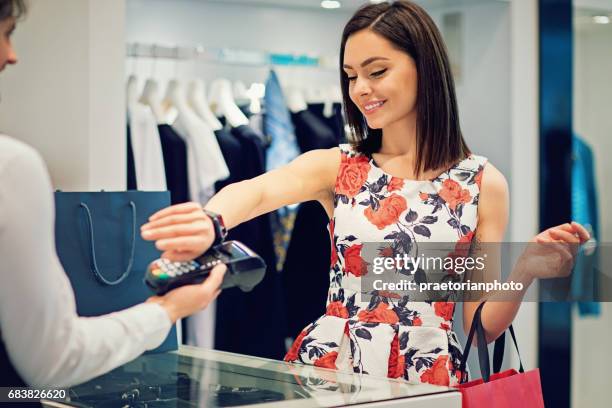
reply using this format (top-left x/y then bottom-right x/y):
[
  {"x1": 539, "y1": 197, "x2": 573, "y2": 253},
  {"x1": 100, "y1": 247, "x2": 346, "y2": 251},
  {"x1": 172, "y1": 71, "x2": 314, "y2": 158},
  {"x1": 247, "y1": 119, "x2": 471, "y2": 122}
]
[{"x1": 203, "y1": 209, "x2": 228, "y2": 246}]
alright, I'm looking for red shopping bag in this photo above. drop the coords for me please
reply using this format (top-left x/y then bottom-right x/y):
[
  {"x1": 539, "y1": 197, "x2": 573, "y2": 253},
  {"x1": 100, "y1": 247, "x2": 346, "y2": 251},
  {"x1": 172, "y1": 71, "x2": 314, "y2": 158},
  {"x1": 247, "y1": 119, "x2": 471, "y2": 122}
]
[{"x1": 454, "y1": 302, "x2": 545, "y2": 408}]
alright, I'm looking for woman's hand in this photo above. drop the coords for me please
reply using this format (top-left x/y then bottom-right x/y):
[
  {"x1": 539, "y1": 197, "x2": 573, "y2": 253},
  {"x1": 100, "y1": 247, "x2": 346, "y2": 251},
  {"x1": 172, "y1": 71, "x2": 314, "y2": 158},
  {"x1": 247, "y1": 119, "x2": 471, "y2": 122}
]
[
  {"x1": 518, "y1": 222, "x2": 590, "y2": 282},
  {"x1": 147, "y1": 264, "x2": 226, "y2": 323},
  {"x1": 141, "y1": 202, "x2": 215, "y2": 262}
]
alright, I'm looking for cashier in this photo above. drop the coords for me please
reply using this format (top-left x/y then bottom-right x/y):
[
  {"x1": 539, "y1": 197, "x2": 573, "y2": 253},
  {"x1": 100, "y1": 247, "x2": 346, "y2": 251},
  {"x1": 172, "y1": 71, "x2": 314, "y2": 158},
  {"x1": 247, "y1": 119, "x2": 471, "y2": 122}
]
[{"x1": 0, "y1": 0, "x2": 225, "y2": 388}]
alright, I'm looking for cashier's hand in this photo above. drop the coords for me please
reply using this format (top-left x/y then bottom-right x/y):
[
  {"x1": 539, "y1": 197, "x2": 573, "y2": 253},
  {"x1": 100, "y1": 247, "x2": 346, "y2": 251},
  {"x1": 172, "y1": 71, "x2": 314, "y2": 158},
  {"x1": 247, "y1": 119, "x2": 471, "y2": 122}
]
[
  {"x1": 146, "y1": 264, "x2": 226, "y2": 323},
  {"x1": 141, "y1": 202, "x2": 214, "y2": 262}
]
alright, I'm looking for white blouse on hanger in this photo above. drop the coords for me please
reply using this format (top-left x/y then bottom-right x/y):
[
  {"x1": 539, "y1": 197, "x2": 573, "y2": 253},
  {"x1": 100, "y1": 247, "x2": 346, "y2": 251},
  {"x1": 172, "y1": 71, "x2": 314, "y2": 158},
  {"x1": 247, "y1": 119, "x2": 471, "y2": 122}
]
[{"x1": 128, "y1": 102, "x2": 167, "y2": 191}]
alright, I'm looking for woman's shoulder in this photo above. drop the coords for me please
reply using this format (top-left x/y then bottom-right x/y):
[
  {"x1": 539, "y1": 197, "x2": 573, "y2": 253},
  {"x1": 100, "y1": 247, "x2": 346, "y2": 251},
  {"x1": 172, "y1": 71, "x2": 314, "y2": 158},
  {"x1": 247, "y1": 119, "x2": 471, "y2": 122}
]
[
  {"x1": 338, "y1": 142, "x2": 368, "y2": 158},
  {"x1": 455, "y1": 153, "x2": 489, "y2": 173},
  {"x1": 0, "y1": 135, "x2": 48, "y2": 179}
]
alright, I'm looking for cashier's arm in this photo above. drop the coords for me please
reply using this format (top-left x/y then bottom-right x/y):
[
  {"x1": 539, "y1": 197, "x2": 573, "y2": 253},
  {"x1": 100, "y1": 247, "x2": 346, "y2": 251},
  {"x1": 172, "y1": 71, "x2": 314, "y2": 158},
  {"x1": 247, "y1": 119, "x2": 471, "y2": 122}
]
[{"x1": 141, "y1": 148, "x2": 340, "y2": 260}]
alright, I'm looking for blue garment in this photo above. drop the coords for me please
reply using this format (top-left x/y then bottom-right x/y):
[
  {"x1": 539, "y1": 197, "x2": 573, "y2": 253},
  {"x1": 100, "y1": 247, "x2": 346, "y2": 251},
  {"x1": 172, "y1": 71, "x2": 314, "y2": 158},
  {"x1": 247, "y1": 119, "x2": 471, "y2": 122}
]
[
  {"x1": 263, "y1": 70, "x2": 300, "y2": 171},
  {"x1": 263, "y1": 70, "x2": 301, "y2": 270},
  {"x1": 571, "y1": 135, "x2": 600, "y2": 316}
]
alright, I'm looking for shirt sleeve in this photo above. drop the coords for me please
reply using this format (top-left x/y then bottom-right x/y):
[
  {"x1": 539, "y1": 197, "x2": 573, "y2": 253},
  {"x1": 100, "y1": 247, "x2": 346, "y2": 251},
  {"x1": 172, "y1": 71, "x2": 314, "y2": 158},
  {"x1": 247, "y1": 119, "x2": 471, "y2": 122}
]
[{"x1": 0, "y1": 141, "x2": 173, "y2": 388}]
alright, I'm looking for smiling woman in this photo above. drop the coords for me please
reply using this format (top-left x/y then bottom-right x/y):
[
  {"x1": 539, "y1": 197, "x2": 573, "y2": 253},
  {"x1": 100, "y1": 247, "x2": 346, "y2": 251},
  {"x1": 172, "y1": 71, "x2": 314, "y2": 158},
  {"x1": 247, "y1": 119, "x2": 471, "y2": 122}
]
[{"x1": 340, "y1": 1, "x2": 469, "y2": 180}]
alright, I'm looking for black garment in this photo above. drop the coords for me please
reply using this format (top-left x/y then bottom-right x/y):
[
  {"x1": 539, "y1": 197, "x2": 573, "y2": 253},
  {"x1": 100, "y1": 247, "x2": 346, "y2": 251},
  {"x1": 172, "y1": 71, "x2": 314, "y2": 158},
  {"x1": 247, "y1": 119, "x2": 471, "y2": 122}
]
[
  {"x1": 127, "y1": 126, "x2": 137, "y2": 190},
  {"x1": 213, "y1": 125, "x2": 286, "y2": 360},
  {"x1": 290, "y1": 109, "x2": 337, "y2": 153},
  {"x1": 158, "y1": 124, "x2": 190, "y2": 205},
  {"x1": 1, "y1": 339, "x2": 27, "y2": 386},
  {"x1": 283, "y1": 110, "x2": 336, "y2": 337},
  {"x1": 1, "y1": 340, "x2": 41, "y2": 407},
  {"x1": 307, "y1": 102, "x2": 346, "y2": 144}
]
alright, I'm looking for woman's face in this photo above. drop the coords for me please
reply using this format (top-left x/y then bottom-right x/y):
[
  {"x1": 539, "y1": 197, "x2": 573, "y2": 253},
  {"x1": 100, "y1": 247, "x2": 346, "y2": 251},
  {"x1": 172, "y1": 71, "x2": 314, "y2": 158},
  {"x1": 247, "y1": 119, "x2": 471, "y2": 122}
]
[
  {"x1": 0, "y1": 16, "x2": 17, "y2": 72},
  {"x1": 343, "y1": 29, "x2": 418, "y2": 130}
]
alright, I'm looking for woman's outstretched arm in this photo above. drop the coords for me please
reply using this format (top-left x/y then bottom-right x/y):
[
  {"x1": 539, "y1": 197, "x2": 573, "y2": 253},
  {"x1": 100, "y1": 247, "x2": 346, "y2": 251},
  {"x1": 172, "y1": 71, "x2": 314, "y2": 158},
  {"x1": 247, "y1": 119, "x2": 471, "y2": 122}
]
[{"x1": 141, "y1": 147, "x2": 340, "y2": 261}]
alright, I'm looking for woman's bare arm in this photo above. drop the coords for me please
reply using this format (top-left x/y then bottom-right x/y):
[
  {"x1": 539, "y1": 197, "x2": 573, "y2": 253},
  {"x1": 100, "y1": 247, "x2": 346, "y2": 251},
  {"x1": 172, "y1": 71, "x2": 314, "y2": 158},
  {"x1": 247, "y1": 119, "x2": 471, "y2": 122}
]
[
  {"x1": 206, "y1": 147, "x2": 340, "y2": 228},
  {"x1": 141, "y1": 147, "x2": 340, "y2": 260}
]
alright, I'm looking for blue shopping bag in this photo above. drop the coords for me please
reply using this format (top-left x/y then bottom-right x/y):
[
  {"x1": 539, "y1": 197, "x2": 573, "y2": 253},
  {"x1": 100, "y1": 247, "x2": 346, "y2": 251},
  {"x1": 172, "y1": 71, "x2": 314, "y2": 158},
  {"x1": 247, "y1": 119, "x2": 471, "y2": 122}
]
[{"x1": 54, "y1": 190, "x2": 177, "y2": 353}]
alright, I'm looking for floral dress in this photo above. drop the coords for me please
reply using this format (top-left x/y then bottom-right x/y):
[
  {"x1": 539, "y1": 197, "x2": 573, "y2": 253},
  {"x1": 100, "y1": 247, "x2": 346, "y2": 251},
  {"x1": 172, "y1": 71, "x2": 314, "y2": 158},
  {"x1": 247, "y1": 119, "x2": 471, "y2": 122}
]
[{"x1": 284, "y1": 143, "x2": 488, "y2": 387}]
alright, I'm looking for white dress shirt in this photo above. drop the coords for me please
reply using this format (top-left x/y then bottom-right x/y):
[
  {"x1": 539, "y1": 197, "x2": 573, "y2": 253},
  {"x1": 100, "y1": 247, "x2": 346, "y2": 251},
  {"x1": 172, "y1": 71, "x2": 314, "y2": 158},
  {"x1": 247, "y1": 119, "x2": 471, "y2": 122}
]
[
  {"x1": 128, "y1": 102, "x2": 167, "y2": 191},
  {"x1": 172, "y1": 104, "x2": 230, "y2": 204},
  {"x1": 0, "y1": 135, "x2": 172, "y2": 387}
]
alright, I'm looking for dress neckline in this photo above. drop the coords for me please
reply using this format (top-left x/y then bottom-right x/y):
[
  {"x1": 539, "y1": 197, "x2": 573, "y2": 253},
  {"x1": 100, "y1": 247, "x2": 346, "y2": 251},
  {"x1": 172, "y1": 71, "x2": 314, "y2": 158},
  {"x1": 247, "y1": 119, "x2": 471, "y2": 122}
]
[{"x1": 367, "y1": 152, "x2": 469, "y2": 183}]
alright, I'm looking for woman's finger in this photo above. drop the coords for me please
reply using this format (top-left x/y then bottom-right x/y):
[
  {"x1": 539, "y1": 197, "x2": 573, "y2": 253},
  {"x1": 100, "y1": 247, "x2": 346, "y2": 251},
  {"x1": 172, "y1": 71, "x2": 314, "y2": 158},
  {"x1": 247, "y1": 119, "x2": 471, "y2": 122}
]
[
  {"x1": 142, "y1": 211, "x2": 207, "y2": 231},
  {"x1": 570, "y1": 221, "x2": 591, "y2": 243},
  {"x1": 142, "y1": 220, "x2": 211, "y2": 241},
  {"x1": 156, "y1": 236, "x2": 207, "y2": 252},
  {"x1": 536, "y1": 235, "x2": 552, "y2": 243},
  {"x1": 549, "y1": 229, "x2": 580, "y2": 244},
  {"x1": 148, "y1": 202, "x2": 203, "y2": 222}
]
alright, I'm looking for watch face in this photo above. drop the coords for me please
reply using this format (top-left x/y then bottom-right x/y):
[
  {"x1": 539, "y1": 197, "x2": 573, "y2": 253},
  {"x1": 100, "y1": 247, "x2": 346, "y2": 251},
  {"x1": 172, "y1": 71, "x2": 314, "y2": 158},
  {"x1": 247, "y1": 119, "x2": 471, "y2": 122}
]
[{"x1": 205, "y1": 210, "x2": 227, "y2": 241}]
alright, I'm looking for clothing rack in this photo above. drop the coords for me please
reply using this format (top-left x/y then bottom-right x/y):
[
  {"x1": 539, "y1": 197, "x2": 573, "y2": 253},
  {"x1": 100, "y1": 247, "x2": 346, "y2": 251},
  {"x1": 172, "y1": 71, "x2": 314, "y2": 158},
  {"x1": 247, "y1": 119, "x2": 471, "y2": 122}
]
[{"x1": 126, "y1": 42, "x2": 338, "y2": 69}]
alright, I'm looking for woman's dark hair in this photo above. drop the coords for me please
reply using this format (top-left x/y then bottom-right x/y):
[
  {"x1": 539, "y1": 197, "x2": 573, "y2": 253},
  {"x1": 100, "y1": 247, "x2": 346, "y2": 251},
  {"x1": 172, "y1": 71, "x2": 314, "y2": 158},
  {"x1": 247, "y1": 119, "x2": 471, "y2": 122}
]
[
  {"x1": 340, "y1": 0, "x2": 470, "y2": 177},
  {"x1": 0, "y1": 0, "x2": 26, "y2": 21}
]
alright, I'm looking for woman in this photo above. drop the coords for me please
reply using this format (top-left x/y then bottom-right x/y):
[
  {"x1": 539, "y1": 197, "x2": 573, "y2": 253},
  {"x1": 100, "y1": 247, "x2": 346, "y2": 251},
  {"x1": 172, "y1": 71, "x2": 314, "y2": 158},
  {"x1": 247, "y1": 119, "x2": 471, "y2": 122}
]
[
  {"x1": 0, "y1": 0, "x2": 225, "y2": 388},
  {"x1": 142, "y1": 1, "x2": 589, "y2": 385}
]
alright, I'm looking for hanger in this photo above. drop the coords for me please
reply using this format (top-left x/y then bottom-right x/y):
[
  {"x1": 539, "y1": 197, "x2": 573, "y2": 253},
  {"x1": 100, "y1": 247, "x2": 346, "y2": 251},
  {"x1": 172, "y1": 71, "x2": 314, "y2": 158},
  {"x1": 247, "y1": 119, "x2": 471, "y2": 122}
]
[
  {"x1": 286, "y1": 86, "x2": 307, "y2": 113},
  {"x1": 208, "y1": 78, "x2": 249, "y2": 128},
  {"x1": 188, "y1": 79, "x2": 223, "y2": 131},
  {"x1": 139, "y1": 45, "x2": 166, "y2": 124},
  {"x1": 233, "y1": 80, "x2": 250, "y2": 107},
  {"x1": 126, "y1": 44, "x2": 140, "y2": 106}
]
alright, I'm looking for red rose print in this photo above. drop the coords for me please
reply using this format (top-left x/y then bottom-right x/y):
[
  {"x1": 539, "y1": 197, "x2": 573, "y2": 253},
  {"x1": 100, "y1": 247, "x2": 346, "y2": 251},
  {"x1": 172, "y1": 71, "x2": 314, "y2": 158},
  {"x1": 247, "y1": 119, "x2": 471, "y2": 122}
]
[
  {"x1": 344, "y1": 244, "x2": 368, "y2": 277},
  {"x1": 440, "y1": 322, "x2": 451, "y2": 331},
  {"x1": 336, "y1": 154, "x2": 370, "y2": 198},
  {"x1": 434, "y1": 302, "x2": 455, "y2": 321},
  {"x1": 419, "y1": 192, "x2": 429, "y2": 201},
  {"x1": 388, "y1": 334, "x2": 405, "y2": 378},
  {"x1": 419, "y1": 355, "x2": 450, "y2": 386},
  {"x1": 364, "y1": 193, "x2": 408, "y2": 230},
  {"x1": 314, "y1": 351, "x2": 338, "y2": 369},
  {"x1": 378, "y1": 290, "x2": 401, "y2": 299},
  {"x1": 378, "y1": 245, "x2": 394, "y2": 258},
  {"x1": 439, "y1": 179, "x2": 471, "y2": 211},
  {"x1": 284, "y1": 329, "x2": 309, "y2": 362},
  {"x1": 388, "y1": 177, "x2": 404, "y2": 192},
  {"x1": 412, "y1": 316, "x2": 422, "y2": 326},
  {"x1": 475, "y1": 168, "x2": 483, "y2": 189},
  {"x1": 358, "y1": 302, "x2": 399, "y2": 324},
  {"x1": 455, "y1": 231, "x2": 474, "y2": 256},
  {"x1": 326, "y1": 301, "x2": 349, "y2": 318}
]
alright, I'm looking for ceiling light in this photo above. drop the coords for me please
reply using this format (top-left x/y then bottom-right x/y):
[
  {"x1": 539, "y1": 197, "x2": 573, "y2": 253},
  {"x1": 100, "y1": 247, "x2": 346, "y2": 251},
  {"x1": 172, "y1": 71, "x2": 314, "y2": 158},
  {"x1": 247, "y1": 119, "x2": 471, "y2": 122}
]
[
  {"x1": 370, "y1": 0, "x2": 386, "y2": 4},
  {"x1": 321, "y1": 1, "x2": 341, "y2": 9},
  {"x1": 592, "y1": 15, "x2": 610, "y2": 24}
]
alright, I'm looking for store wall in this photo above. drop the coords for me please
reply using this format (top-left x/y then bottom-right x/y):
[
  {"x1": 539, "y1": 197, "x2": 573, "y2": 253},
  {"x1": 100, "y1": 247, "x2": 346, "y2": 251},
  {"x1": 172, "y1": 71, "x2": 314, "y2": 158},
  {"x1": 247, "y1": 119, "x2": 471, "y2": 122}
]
[
  {"x1": 0, "y1": 0, "x2": 126, "y2": 190},
  {"x1": 125, "y1": 0, "x2": 351, "y2": 90}
]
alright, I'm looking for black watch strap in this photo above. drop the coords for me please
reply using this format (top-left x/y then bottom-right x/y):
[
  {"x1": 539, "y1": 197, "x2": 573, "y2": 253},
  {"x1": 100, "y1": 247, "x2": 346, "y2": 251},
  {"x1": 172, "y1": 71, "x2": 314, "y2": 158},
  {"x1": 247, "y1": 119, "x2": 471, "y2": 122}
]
[{"x1": 203, "y1": 209, "x2": 227, "y2": 246}]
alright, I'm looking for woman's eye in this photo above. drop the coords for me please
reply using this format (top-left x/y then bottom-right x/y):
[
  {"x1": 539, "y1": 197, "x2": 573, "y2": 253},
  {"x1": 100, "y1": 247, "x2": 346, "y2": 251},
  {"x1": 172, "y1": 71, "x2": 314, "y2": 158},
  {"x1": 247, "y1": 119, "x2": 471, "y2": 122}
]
[
  {"x1": 347, "y1": 76, "x2": 357, "y2": 82},
  {"x1": 371, "y1": 69, "x2": 387, "y2": 78}
]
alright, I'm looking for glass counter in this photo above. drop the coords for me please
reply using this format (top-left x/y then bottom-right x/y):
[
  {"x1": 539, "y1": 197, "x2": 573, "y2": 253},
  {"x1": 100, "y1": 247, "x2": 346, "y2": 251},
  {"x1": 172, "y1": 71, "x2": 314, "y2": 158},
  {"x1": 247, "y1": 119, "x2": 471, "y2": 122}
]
[{"x1": 43, "y1": 346, "x2": 460, "y2": 407}]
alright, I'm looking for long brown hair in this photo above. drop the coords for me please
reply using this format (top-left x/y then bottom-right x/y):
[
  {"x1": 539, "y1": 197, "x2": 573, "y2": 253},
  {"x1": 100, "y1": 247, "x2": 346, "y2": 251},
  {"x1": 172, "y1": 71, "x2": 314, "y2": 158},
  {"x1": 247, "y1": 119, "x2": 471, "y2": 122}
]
[
  {"x1": 0, "y1": 0, "x2": 26, "y2": 21},
  {"x1": 340, "y1": 0, "x2": 470, "y2": 177}
]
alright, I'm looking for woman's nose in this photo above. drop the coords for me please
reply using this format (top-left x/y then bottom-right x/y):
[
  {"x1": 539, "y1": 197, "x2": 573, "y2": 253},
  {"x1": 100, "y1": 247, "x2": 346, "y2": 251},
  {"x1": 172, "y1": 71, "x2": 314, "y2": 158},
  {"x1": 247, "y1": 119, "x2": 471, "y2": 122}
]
[
  {"x1": 353, "y1": 77, "x2": 371, "y2": 97},
  {"x1": 7, "y1": 46, "x2": 18, "y2": 65}
]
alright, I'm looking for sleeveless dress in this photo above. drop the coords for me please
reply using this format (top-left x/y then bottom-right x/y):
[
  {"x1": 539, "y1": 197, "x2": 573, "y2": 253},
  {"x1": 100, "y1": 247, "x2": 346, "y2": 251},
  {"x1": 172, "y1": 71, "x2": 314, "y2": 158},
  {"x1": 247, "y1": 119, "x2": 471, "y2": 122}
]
[{"x1": 284, "y1": 143, "x2": 488, "y2": 386}]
